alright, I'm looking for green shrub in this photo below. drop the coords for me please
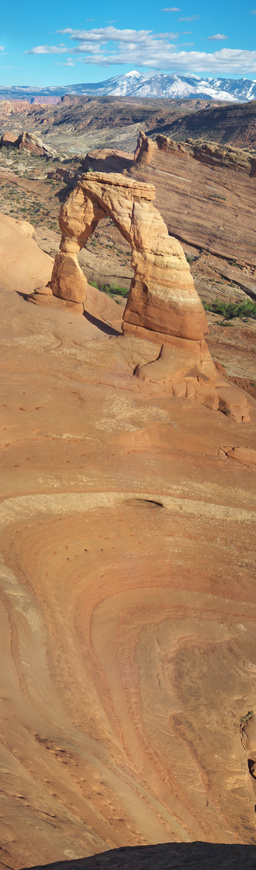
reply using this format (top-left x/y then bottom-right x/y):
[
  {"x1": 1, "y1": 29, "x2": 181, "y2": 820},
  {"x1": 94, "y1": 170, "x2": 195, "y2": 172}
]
[
  {"x1": 240, "y1": 710, "x2": 254, "y2": 727},
  {"x1": 99, "y1": 282, "x2": 129, "y2": 299},
  {"x1": 203, "y1": 298, "x2": 256, "y2": 321}
]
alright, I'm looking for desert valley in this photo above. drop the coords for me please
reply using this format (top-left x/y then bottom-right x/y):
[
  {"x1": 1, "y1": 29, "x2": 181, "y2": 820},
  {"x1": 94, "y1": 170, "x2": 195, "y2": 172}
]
[{"x1": 0, "y1": 90, "x2": 256, "y2": 870}]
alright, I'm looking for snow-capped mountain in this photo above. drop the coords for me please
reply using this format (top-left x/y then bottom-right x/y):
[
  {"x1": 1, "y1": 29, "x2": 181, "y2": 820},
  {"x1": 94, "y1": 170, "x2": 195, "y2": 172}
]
[{"x1": 1, "y1": 71, "x2": 256, "y2": 102}]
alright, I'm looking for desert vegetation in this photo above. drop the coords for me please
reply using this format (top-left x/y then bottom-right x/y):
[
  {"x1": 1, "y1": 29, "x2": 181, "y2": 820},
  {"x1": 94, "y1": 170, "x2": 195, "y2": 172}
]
[{"x1": 203, "y1": 298, "x2": 256, "y2": 321}]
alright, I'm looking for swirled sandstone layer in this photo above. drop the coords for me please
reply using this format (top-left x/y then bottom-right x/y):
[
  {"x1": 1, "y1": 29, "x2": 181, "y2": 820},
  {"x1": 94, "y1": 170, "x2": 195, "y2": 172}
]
[{"x1": 0, "y1": 287, "x2": 256, "y2": 869}]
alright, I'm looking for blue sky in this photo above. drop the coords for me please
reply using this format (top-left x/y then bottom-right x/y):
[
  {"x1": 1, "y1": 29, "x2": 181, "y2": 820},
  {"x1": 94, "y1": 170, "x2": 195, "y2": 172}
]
[{"x1": 1, "y1": 0, "x2": 256, "y2": 86}]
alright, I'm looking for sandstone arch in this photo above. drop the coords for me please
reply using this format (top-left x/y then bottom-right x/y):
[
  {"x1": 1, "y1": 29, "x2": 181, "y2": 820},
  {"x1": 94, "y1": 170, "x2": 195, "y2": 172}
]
[
  {"x1": 28, "y1": 171, "x2": 250, "y2": 421},
  {"x1": 49, "y1": 171, "x2": 208, "y2": 342}
]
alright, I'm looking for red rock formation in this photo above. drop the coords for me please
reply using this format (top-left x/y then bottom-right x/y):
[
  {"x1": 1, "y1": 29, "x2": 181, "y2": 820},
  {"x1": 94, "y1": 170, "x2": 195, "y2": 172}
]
[
  {"x1": 32, "y1": 170, "x2": 207, "y2": 342},
  {"x1": 131, "y1": 133, "x2": 256, "y2": 265},
  {"x1": 0, "y1": 130, "x2": 19, "y2": 147},
  {"x1": 0, "y1": 129, "x2": 57, "y2": 158},
  {"x1": 27, "y1": 171, "x2": 250, "y2": 421}
]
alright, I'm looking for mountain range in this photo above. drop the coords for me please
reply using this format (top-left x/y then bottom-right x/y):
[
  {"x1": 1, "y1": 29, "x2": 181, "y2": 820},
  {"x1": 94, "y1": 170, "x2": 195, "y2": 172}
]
[{"x1": 1, "y1": 70, "x2": 256, "y2": 103}]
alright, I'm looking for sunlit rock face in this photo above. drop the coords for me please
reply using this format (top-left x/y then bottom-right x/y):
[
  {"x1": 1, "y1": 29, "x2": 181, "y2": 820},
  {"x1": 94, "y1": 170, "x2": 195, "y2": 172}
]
[{"x1": 0, "y1": 213, "x2": 53, "y2": 292}]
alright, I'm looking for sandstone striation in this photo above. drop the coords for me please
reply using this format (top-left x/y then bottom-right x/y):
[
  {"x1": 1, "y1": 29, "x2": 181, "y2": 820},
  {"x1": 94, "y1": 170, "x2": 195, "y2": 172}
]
[
  {"x1": 135, "y1": 131, "x2": 256, "y2": 176},
  {"x1": 131, "y1": 133, "x2": 256, "y2": 266}
]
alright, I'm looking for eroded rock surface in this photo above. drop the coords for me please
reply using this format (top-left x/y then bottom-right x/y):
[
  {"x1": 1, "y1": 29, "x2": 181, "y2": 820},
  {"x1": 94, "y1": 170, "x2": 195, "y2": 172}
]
[
  {"x1": 0, "y1": 285, "x2": 256, "y2": 869},
  {"x1": 135, "y1": 131, "x2": 256, "y2": 176},
  {"x1": 131, "y1": 133, "x2": 256, "y2": 266},
  {"x1": 134, "y1": 340, "x2": 251, "y2": 422}
]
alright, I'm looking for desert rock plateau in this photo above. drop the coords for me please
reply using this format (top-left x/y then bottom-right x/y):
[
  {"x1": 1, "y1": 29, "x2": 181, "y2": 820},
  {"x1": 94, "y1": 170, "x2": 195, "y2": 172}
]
[{"x1": 0, "y1": 97, "x2": 256, "y2": 870}]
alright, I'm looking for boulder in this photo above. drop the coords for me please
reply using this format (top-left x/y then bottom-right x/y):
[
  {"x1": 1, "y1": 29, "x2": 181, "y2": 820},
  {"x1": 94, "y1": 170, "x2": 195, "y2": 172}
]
[
  {"x1": 18, "y1": 131, "x2": 58, "y2": 159},
  {"x1": 0, "y1": 213, "x2": 53, "y2": 293},
  {"x1": 0, "y1": 131, "x2": 19, "y2": 147},
  {"x1": 51, "y1": 252, "x2": 88, "y2": 303}
]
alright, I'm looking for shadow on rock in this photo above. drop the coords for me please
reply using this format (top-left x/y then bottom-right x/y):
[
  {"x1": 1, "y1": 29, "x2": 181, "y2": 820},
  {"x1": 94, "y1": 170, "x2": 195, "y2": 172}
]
[
  {"x1": 83, "y1": 309, "x2": 122, "y2": 336},
  {"x1": 22, "y1": 842, "x2": 256, "y2": 870}
]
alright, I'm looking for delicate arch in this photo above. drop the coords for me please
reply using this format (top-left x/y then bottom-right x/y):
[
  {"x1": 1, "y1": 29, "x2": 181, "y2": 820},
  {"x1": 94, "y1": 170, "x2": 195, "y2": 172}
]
[{"x1": 50, "y1": 171, "x2": 208, "y2": 342}]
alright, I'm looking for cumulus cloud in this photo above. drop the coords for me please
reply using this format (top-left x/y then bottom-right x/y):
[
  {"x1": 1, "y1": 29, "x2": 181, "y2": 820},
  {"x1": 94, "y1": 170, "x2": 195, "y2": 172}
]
[
  {"x1": 207, "y1": 33, "x2": 228, "y2": 40},
  {"x1": 26, "y1": 44, "x2": 67, "y2": 54},
  {"x1": 26, "y1": 28, "x2": 256, "y2": 74},
  {"x1": 58, "y1": 26, "x2": 179, "y2": 43},
  {"x1": 78, "y1": 48, "x2": 256, "y2": 75}
]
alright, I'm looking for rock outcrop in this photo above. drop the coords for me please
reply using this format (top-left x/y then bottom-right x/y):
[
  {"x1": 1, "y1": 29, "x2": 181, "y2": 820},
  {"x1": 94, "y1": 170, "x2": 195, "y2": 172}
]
[
  {"x1": 0, "y1": 130, "x2": 18, "y2": 147},
  {"x1": 135, "y1": 130, "x2": 256, "y2": 176},
  {"x1": 0, "y1": 130, "x2": 58, "y2": 159},
  {"x1": 134, "y1": 340, "x2": 250, "y2": 422},
  {"x1": 131, "y1": 133, "x2": 256, "y2": 267},
  {"x1": 82, "y1": 148, "x2": 134, "y2": 175}
]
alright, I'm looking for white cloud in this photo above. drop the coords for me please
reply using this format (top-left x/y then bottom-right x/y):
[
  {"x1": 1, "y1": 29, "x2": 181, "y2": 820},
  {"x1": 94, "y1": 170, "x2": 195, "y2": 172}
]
[
  {"x1": 207, "y1": 33, "x2": 228, "y2": 40},
  {"x1": 162, "y1": 7, "x2": 181, "y2": 10},
  {"x1": 0, "y1": 45, "x2": 4, "y2": 51},
  {"x1": 59, "y1": 26, "x2": 179, "y2": 42},
  {"x1": 178, "y1": 15, "x2": 199, "y2": 21},
  {"x1": 55, "y1": 60, "x2": 75, "y2": 66},
  {"x1": 78, "y1": 48, "x2": 256, "y2": 75},
  {"x1": 26, "y1": 44, "x2": 67, "y2": 54},
  {"x1": 26, "y1": 28, "x2": 256, "y2": 75}
]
